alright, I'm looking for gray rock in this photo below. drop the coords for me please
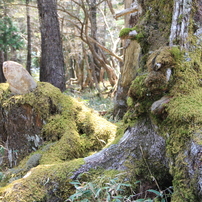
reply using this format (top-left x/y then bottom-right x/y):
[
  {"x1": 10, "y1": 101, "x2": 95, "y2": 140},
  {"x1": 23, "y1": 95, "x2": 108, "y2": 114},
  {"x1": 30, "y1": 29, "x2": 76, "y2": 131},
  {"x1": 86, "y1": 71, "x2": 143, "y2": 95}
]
[{"x1": 3, "y1": 61, "x2": 37, "y2": 95}]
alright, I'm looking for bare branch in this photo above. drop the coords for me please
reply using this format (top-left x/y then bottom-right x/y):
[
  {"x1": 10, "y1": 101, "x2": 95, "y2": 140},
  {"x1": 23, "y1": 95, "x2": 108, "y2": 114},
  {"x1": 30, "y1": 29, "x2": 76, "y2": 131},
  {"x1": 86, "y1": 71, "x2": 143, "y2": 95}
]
[
  {"x1": 9, "y1": 3, "x2": 37, "y2": 9},
  {"x1": 106, "y1": 0, "x2": 115, "y2": 15},
  {"x1": 114, "y1": 6, "x2": 139, "y2": 20},
  {"x1": 88, "y1": 36, "x2": 123, "y2": 62}
]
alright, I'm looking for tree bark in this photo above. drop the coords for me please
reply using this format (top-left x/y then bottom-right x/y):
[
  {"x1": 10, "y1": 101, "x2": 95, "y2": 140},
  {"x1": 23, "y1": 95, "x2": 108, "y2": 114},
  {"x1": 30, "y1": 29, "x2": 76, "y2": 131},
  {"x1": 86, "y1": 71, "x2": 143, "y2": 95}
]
[
  {"x1": 26, "y1": 0, "x2": 32, "y2": 74},
  {"x1": 113, "y1": 41, "x2": 141, "y2": 119},
  {"x1": 89, "y1": 0, "x2": 101, "y2": 85},
  {"x1": 169, "y1": 0, "x2": 192, "y2": 48},
  {"x1": 113, "y1": 0, "x2": 141, "y2": 119},
  {"x1": 0, "y1": 51, "x2": 6, "y2": 83},
  {"x1": 37, "y1": 0, "x2": 66, "y2": 91}
]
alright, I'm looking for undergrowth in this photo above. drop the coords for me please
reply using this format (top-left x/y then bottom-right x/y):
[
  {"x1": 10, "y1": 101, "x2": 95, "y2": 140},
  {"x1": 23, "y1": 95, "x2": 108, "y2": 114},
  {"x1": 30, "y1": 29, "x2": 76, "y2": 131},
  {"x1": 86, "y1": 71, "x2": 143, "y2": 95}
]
[{"x1": 66, "y1": 175, "x2": 173, "y2": 202}]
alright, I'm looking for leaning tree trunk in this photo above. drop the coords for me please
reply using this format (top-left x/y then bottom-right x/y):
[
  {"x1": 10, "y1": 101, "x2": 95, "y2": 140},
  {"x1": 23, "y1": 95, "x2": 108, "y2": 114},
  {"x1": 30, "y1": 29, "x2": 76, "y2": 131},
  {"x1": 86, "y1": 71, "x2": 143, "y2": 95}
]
[{"x1": 37, "y1": 0, "x2": 66, "y2": 92}]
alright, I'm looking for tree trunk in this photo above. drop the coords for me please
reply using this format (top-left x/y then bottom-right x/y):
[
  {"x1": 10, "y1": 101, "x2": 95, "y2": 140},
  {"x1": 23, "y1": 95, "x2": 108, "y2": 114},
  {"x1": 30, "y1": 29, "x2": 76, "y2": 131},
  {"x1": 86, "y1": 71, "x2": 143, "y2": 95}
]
[
  {"x1": 0, "y1": 51, "x2": 6, "y2": 83},
  {"x1": 169, "y1": 0, "x2": 192, "y2": 48},
  {"x1": 113, "y1": 0, "x2": 141, "y2": 119},
  {"x1": 37, "y1": 0, "x2": 66, "y2": 92},
  {"x1": 113, "y1": 40, "x2": 141, "y2": 119},
  {"x1": 26, "y1": 0, "x2": 32, "y2": 74},
  {"x1": 112, "y1": 0, "x2": 202, "y2": 201},
  {"x1": 89, "y1": 0, "x2": 101, "y2": 86}
]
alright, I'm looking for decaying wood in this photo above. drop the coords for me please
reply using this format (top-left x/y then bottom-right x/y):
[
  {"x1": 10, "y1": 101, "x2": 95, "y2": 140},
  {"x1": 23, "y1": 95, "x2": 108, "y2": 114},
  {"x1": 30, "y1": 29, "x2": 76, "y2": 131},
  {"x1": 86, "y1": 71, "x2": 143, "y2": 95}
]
[{"x1": 114, "y1": 6, "x2": 139, "y2": 20}]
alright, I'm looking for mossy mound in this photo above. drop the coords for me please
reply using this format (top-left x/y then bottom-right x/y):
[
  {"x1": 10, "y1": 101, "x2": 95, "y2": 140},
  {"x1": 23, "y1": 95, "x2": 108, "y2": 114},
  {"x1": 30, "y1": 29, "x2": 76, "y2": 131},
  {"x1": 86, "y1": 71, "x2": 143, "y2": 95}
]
[
  {"x1": 0, "y1": 82, "x2": 117, "y2": 201},
  {"x1": 0, "y1": 159, "x2": 84, "y2": 201}
]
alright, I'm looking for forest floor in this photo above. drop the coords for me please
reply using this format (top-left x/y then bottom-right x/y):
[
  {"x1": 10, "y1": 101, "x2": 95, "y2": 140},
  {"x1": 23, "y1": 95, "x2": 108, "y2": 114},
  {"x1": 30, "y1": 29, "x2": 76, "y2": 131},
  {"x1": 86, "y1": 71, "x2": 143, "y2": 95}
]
[{"x1": 64, "y1": 84, "x2": 115, "y2": 122}]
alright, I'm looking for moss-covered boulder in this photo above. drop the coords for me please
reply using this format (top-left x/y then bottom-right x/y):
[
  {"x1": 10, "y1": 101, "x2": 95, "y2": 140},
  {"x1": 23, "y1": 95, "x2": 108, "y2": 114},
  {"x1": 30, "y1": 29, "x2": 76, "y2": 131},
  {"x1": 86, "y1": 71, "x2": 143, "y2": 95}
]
[{"x1": 0, "y1": 82, "x2": 117, "y2": 201}]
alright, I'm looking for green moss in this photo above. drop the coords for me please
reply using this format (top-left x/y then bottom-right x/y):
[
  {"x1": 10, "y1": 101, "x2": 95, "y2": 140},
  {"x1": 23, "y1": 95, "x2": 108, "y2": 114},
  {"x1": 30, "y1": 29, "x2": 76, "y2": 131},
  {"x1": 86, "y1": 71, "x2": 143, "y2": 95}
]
[
  {"x1": 193, "y1": 130, "x2": 202, "y2": 145},
  {"x1": 30, "y1": 84, "x2": 117, "y2": 164},
  {"x1": 167, "y1": 90, "x2": 202, "y2": 125},
  {"x1": 170, "y1": 46, "x2": 183, "y2": 63},
  {"x1": 0, "y1": 159, "x2": 84, "y2": 201},
  {"x1": 119, "y1": 28, "x2": 132, "y2": 38},
  {"x1": 127, "y1": 73, "x2": 162, "y2": 119},
  {"x1": 144, "y1": 0, "x2": 173, "y2": 25},
  {"x1": 118, "y1": 1, "x2": 201, "y2": 201},
  {"x1": 0, "y1": 81, "x2": 117, "y2": 200},
  {"x1": 170, "y1": 159, "x2": 198, "y2": 202},
  {"x1": 170, "y1": 61, "x2": 202, "y2": 96},
  {"x1": 0, "y1": 83, "x2": 10, "y2": 101},
  {"x1": 75, "y1": 106, "x2": 117, "y2": 151},
  {"x1": 125, "y1": 42, "x2": 202, "y2": 201},
  {"x1": 128, "y1": 74, "x2": 149, "y2": 100},
  {"x1": 119, "y1": 26, "x2": 145, "y2": 42},
  {"x1": 126, "y1": 97, "x2": 133, "y2": 107},
  {"x1": 39, "y1": 131, "x2": 84, "y2": 164},
  {"x1": 134, "y1": 32, "x2": 144, "y2": 42},
  {"x1": 162, "y1": 47, "x2": 202, "y2": 201}
]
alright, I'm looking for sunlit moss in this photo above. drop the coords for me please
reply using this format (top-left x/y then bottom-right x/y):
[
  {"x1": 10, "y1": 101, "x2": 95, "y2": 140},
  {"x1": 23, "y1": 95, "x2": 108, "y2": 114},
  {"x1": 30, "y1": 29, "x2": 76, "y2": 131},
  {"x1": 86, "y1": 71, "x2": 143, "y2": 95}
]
[
  {"x1": 162, "y1": 46, "x2": 202, "y2": 201},
  {"x1": 119, "y1": 26, "x2": 144, "y2": 42},
  {"x1": 0, "y1": 159, "x2": 84, "y2": 201},
  {"x1": 0, "y1": 81, "x2": 117, "y2": 200},
  {"x1": 119, "y1": 28, "x2": 132, "y2": 38},
  {"x1": 167, "y1": 90, "x2": 202, "y2": 125}
]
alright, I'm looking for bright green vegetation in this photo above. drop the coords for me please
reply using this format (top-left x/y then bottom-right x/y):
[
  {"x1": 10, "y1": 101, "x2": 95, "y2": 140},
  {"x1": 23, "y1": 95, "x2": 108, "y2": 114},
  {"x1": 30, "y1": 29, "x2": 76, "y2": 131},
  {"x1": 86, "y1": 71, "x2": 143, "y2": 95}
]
[
  {"x1": 119, "y1": 26, "x2": 144, "y2": 42},
  {"x1": 119, "y1": 27, "x2": 132, "y2": 38},
  {"x1": 163, "y1": 46, "x2": 202, "y2": 201}
]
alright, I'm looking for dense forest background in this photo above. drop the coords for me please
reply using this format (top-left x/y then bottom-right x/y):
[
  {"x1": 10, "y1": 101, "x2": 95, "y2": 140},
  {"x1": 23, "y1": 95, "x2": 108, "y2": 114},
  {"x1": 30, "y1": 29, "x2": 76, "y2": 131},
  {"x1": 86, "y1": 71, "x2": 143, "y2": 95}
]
[
  {"x1": 0, "y1": 0, "x2": 124, "y2": 91},
  {"x1": 0, "y1": 0, "x2": 128, "y2": 118}
]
